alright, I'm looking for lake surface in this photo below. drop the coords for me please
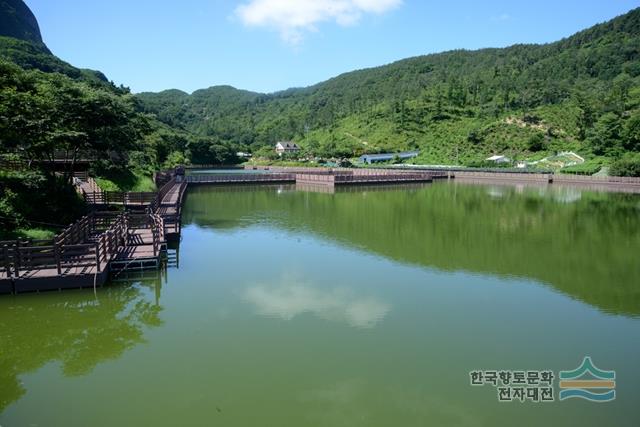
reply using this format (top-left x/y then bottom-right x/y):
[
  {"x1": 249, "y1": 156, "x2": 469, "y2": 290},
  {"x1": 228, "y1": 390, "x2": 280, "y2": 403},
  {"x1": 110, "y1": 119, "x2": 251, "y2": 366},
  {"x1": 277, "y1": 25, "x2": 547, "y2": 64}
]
[{"x1": 1, "y1": 181, "x2": 639, "y2": 426}]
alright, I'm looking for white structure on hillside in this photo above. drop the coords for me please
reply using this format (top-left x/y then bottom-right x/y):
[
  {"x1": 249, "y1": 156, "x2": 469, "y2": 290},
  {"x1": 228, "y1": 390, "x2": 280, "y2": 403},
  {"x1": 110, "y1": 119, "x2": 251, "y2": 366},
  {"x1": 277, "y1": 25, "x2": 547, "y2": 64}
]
[
  {"x1": 275, "y1": 141, "x2": 300, "y2": 156},
  {"x1": 486, "y1": 155, "x2": 511, "y2": 164}
]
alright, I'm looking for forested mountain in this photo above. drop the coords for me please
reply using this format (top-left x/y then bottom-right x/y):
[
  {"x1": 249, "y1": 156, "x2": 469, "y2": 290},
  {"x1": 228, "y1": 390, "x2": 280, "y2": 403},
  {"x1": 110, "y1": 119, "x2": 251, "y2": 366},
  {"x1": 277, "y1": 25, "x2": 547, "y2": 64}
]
[
  {"x1": 0, "y1": 0, "x2": 233, "y2": 237},
  {"x1": 138, "y1": 7, "x2": 640, "y2": 168}
]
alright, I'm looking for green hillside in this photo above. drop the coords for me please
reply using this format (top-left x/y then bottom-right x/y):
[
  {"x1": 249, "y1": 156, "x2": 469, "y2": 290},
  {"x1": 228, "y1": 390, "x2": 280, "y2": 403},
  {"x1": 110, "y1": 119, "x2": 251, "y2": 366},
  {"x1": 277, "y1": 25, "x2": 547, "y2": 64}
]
[
  {"x1": 0, "y1": 1, "x2": 234, "y2": 237},
  {"x1": 138, "y1": 7, "x2": 640, "y2": 170}
]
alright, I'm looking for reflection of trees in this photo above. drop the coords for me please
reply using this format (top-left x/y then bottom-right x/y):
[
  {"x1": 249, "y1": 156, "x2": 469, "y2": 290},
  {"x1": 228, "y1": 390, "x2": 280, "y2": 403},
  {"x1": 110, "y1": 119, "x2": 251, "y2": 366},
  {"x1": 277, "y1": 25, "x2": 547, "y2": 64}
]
[
  {"x1": 183, "y1": 183, "x2": 640, "y2": 317},
  {"x1": 0, "y1": 282, "x2": 163, "y2": 411},
  {"x1": 182, "y1": 185, "x2": 296, "y2": 231}
]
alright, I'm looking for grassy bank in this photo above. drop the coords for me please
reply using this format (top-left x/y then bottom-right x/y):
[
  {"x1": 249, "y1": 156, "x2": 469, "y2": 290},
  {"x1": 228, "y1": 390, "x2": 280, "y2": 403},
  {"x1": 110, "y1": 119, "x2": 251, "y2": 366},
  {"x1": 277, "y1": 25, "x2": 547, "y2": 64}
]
[{"x1": 94, "y1": 170, "x2": 156, "y2": 192}]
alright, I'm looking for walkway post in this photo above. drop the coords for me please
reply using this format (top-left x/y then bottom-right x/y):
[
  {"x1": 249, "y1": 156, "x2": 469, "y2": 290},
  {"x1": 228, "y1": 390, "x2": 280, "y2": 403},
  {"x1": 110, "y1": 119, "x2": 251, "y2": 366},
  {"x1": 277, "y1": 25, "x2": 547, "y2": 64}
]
[
  {"x1": 15, "y1": 240, "x2": 21, "y2": 278},
  {"x1": 95, "y1": 241, "x2": 101, "y2": 273},
  {"x1": 54, "y1": 241, "x2": 62, "y2": 275},
  {"x1": 3, "y1": 244, "x2": 11, "y2": 278}
]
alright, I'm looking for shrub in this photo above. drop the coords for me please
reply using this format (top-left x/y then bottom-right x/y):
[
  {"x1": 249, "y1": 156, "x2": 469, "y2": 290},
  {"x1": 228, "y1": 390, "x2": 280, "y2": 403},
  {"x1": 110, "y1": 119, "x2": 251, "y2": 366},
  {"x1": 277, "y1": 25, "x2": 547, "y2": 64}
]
[
  {"x1": 527, "y1": 133, "x2": 546, "y2": 152},
  {"x1": 610, "y1": 154, "x2": 640, "y2": 177}
]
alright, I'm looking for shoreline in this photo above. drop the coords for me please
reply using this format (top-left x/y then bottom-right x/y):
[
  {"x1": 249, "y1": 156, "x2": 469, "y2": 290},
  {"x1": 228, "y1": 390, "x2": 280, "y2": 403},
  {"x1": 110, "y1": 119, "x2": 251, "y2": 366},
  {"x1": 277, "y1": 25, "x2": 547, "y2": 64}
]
[{"x1": 243, "y1": 165, "x2": 640, "y2": 194}]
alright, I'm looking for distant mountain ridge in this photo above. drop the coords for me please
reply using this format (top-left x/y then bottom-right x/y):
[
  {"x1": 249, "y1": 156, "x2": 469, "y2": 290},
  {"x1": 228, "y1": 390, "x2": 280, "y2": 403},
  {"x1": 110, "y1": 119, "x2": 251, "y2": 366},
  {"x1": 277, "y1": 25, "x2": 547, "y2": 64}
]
[{"x1": 137, "y1": 7, "x2": 640, "y2": 165}]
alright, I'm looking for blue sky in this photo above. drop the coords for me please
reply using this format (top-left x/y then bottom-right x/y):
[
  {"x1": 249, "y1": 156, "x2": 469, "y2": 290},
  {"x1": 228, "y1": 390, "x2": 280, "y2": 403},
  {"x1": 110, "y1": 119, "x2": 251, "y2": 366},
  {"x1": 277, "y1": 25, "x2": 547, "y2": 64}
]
[{"x1": 25, "y1": 0, "x2": 640, "y2": 94}]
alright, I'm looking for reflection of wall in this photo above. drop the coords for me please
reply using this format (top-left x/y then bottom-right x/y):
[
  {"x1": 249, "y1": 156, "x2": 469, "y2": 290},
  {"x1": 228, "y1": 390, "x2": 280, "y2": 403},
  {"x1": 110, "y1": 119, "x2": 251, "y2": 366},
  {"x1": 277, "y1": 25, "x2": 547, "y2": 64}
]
[{"x1": 183, "y1": 183, "x2": 640, "y2": 316}]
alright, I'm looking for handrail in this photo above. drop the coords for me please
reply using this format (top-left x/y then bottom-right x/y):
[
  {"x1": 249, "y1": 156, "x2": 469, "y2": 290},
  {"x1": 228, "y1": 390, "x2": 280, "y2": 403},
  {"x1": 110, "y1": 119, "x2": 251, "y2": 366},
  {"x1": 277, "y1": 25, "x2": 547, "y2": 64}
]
[
  {"x1": 1, "y1": 211, "x2": 128, "y2": 278},
  {"x1": 186, "y1": 173, "x2": 296, "y2": 183},
  {"x1": 2, "y1": 170, "x2": 184, "y2": 281}
]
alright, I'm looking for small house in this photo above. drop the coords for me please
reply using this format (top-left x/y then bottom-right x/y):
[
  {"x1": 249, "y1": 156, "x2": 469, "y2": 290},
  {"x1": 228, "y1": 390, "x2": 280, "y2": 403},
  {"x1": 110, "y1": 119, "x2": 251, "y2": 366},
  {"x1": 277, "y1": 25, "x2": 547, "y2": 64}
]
[{"x1": 275, "y1": 141, "x2": 300, "y2": 156}]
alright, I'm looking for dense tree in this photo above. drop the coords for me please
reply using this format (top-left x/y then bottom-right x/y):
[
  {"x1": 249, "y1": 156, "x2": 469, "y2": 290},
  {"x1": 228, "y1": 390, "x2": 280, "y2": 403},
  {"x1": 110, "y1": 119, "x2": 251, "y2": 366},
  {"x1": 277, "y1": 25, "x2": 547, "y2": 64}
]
[
  {"x1": 527, "y1": 133, "x2": 546, "y2": 152},
  {"x1": 574, "y1": 92, "x2": 596, "y2": 140},
  {"x1": 588, "y1": 113, "x2": 624, "y2": 156},
  {"x1": 623, "y1": 112, "x2": 640, "y2": 152},
  {"x1": 610, "y1": 153, "x2": 640, "y2": 177},
  {"x1": 0, "y1": 58, "x2": 243, "y2": 236}
]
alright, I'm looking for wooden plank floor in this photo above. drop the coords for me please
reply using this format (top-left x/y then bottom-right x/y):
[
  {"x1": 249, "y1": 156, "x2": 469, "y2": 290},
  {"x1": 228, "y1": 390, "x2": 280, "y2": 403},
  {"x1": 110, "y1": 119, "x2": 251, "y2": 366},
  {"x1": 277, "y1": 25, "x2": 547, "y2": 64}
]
[
  {"x1": 157, "y1": 205, "x2": 178, "y2": 216},
  {"x1": 1, "y1": 229, "x2": 159, "y2": 285},
  {"x1": 114, "y1": 244, "x2": 158, "y2": 261},
  {"x1": 1, "y1": 180, "x2": 185, "y2": 293},
  {"x1": 4, "y1": 260, "x2": 108, "y2": 280},
  {"x1": 161, "y1": 183, "x2": 182, "y2": 205}
]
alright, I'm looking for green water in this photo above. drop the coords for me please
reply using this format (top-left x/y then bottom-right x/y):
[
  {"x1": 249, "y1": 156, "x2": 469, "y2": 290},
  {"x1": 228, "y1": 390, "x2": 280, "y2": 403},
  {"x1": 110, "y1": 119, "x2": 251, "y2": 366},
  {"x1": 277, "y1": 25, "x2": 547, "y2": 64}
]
[{"x1": 1, "y1": 181, "x2": 640, "y2": 426}]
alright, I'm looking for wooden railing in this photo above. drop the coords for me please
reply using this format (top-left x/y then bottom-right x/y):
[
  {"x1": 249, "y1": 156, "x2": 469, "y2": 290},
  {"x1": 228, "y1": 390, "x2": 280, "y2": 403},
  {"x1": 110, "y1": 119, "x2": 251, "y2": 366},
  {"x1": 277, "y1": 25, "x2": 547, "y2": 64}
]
[
  {"x1": 83, "y1": 191, "x2": 157, "y2": 206},
  {"x1": 148, "y1": 177, "x2": 176, "y2": 213},
  {"x1": 244, "y1": 165, "x2": 452, "y2": 178},
  {"x1": 125, "y1": 213, "x2": 165, "y2": 257},
  {"x1": 2, "y1": 168, "x2": 186, "y2": 281},
  {"x1": 154, "y1": 170, "x2": 174, "y2": 188},
  {"x1": 161, "y1": 214, "x2": 181, "y2": 236},
  {"x1": 186, "y1": 173, "x2": 296, "y2": 184},
  {"x1": 0, "y1": 212, "x2": 128, "y2": 278},
  {"x1": 295, "y1": 172, "x2": 436, "y2": 185},
  {"x1": 56, "y1": 215, "x2": 93, "y2": 245},
  {"x1": 150, "y1": 214, "x2": 165, "y2": 256},
  {"x1": 150, "y1": 177, "x2": 187, "y2": 236},
  {"x1": 336, "y1": 172, "x2": 433, "y2": 183},
  {"x1": 73, "y1": 171, "x2": 89, "y2": 181},
  {"x1": 0, "y1": 239, "x2": 99, "y2": 277}
]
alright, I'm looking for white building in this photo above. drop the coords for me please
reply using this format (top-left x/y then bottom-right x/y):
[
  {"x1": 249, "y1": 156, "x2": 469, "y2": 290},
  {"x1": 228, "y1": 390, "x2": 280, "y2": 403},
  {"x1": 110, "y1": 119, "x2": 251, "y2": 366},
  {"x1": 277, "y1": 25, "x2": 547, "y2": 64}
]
[{"x1": 275, "y1": 141, "x2": 300, "y2": 156}]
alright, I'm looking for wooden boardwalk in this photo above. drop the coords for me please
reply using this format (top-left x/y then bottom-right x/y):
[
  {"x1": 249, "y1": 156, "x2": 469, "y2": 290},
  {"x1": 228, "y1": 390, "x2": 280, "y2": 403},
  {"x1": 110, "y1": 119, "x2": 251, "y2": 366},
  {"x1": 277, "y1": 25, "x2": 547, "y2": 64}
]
[
  {"x1": 2, "y1": 166, "x2": 443, "y2": 295},
  {"x1": 1, "y1": 173, "x2": 187, "y2": 294},
  {"x1": 0, "y1": 211, "x2": 169, "y2": 293},
  {"x1": 154, "y1": 176, "x2": 187, "y2": 239}
]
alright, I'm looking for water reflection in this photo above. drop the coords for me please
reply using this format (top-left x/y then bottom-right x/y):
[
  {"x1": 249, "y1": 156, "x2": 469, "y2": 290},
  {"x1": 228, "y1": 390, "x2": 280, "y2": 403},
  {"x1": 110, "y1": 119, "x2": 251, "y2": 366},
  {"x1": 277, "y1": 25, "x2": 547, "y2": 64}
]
[
  {"x1": 0, "y1": 275, "x2": 164, "y2": 412},
  {"x1": 486, "y1": 184, "x2": 582, "y2": 203},
  {"x1": 243, "y1": 275, "x2": 390, "y2": 328},
  {"x1": 184, "y1": 182, "x2": 640, "y2": 317},
  {"x1": 300, "y1": 379, "x2": 477, "y2": 426}
]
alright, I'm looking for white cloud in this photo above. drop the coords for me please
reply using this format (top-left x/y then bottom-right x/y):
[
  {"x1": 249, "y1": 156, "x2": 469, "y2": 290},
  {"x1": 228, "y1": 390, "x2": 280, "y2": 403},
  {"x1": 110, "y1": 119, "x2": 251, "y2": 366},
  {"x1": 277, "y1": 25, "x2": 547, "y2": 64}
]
[
  {"x1": 235, "y1": 0, "x2": 403, "y2": 44},
  {"x1": 243, "y1": 280, "x2": 390, "y2": 328}
]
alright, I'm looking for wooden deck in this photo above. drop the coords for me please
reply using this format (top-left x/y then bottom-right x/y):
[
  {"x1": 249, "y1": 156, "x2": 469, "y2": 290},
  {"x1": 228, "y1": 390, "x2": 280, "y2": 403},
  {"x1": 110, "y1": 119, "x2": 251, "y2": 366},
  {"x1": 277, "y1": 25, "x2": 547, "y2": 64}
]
[
  {"x1": 0, "y1": 197, "x2": 178, "y2": 294},
  {"x1": 3, "y1": 166, "x2": 448, "y2": 295},
  {"x1": 155, "y1": 177, "x2": 187, "y2": 240}
]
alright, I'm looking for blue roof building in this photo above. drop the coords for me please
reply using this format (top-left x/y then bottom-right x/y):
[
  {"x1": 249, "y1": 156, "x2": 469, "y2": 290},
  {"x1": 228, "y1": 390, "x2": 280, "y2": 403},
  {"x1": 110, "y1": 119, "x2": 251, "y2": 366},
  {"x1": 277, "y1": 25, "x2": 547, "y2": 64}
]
[{"x1": 358, "y1": 151, "x2": 419, "y2": 164}]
